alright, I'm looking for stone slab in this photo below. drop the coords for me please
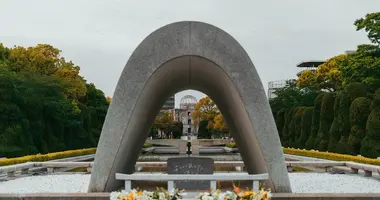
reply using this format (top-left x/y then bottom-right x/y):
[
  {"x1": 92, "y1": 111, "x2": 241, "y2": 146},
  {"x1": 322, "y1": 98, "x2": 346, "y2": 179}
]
[{"x1": 167, "y1": 157, "x2": 213, "y2": 190}]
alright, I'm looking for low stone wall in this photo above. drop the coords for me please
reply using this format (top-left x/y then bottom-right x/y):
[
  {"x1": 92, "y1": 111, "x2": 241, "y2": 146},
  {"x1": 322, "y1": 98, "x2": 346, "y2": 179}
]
[{"x1": 1, "y1": 193, "x2": 380, "y2": 200}]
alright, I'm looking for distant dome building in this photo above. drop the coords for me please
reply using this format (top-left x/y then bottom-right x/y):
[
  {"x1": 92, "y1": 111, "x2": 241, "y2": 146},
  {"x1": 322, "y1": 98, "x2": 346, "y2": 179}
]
[
  {"x1": 180, "y1": 95, "x2": 197, "y2": 109},
  {"x1": 174, "y1": 95, "x2": 198, "y2": 138}
]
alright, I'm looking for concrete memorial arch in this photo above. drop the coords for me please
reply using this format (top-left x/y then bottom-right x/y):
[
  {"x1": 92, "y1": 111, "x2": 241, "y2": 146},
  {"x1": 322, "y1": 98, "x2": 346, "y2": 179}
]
[{"x1": 88, "y1": 21, "x2": 292, "y2": 193}]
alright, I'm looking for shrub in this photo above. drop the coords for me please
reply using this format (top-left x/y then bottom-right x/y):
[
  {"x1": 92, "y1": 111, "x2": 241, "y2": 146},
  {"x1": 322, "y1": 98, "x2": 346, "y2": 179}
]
[
  {"x1": 331, "y1": 91, "x2": 350, "y2": 153},
  {"x1": 361, "y1": 89, "x2": 380, "y2": 158},
  {"x1": 284, "y1": 148, "x2": 380, "y2": 166},
  {"x1": 143, "y1": 143, "x2": 153, "y2": 148},
  {"x1": 293, "y1": 107, "x2": 306, "y2": 148},
  {"x1": 328, "y1": 92, "x2": 341, "y2": 152},
  {"x1": 305, "y1": 93, "x2": 324, "y2": 150},
  {"x1": 275, "y1": 109, "x2": 287, "y2": 141},
  {"x1": 287, "y1": 107, "x2": 299, "y2": 147},
  {"x1": 345, "y1": 82, "x2": 367, "y2": 102},
  {"x1": 315, "y1": 93, "x2": 335, "y2": 151},
  {"x1": 336, "y1": 83, "x2": 367, "y2": 154},
  {"x1": 0, "y1": 142, "x2": 154, "y2": 166},
  {"x1": 0, "y1": 148, "x2": 96, "y2": 166},
  {"x1": 297, "y1": 107, "x2": 314, "y2": 149},
  {"x1": 347, "y1": 97, "x2": 371, "y2": 155},
  {"x1": 282, "y1": 107, "x2": 296, "y2": 147},
  {"x1": 226, "y1": 142, "x2": 237, "y2": 148}
]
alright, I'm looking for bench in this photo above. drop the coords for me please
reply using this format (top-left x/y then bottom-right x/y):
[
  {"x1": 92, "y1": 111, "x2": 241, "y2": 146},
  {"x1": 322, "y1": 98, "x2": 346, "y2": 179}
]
[{"x1": 115, "y1": 172, "x2": 269, "y2": 192}]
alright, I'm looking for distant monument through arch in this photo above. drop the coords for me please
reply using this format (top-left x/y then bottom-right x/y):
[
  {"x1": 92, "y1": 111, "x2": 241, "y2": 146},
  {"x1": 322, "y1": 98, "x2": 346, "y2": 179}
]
[{"x1": 88, "y1": 21, "x2": 292, "y2": 193}]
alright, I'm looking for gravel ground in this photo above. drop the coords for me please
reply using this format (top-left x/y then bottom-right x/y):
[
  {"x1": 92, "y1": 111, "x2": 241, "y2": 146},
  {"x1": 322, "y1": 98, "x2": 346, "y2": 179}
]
[{"x1": 0, "y1": 173, "x2": 379, "y2": 193}]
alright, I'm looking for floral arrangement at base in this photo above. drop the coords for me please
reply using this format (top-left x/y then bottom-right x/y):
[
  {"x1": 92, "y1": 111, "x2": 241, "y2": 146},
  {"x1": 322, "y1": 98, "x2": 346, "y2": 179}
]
[
  {"x1": 110, "y1": 187, "x2": 185, "y2": 200},
  {"x1": 196, "y1": 184, "x2": 271, "y2": 200},
  {"x1": 110, "y1": 184, "x2": 271, "y2": 200}
]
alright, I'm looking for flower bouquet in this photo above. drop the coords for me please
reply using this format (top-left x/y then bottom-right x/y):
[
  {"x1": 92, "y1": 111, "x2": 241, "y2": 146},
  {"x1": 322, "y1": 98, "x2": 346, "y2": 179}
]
[
  {"x1": 196, "y1": 184, "x2": 271, "y2": 200},
  {"x1": 110, "y1": 187, "x2": 185, "y2": 200}
]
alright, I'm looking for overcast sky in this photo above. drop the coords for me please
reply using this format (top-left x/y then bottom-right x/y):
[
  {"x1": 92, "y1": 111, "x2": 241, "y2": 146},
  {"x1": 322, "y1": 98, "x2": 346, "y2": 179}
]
[{"x1": 1, "y1": 0, "x2": 379, "y2": 107}]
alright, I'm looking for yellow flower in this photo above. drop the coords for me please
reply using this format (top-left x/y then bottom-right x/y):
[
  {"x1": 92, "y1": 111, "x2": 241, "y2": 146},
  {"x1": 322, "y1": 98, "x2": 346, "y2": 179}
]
[
  {"x1": 137, "y1": 191, "x2": 143, "y2": 196},
  {"x1": 261, "y1": 191, "x2": 268, "y2": 200},
  {"x1": 128, "y1": 192, "x2": 134, "y2": 200},
  {"x1": 243, "y1": 191, "x2": 252, "y2": 197}
]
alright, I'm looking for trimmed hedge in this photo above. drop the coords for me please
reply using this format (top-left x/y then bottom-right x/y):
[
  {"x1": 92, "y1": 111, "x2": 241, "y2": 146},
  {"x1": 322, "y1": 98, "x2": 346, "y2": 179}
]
[
  {"x1": 336, "y1": 83, "x2": 367, "y2": 154},
  {"x1": 284, "y1": 148, "x2": 380, "y2": 166},
  {"x1": 0, "y1": 142, "x2": 154, "y2": 166},
  {"x1": 328, "y1": 92, "x2": 341, "y2": 152},
  {"x1": 226, "y1": 143, "x2": 237, "y2": 148},
  {"x1": 223, "y1": 144, "x2": 380, "y2": 166},
  {"x1": 282, "y1": 107, "x2": 296, "y2": 147},
  {"x1": 297, "y1": 107, "x2": 314, "y2": 149},
  {"x1": 315, "y1": 93, "x2": 335, "y2": 151},
  {"x1": 293, "y1": 107, "x2": 306, "y2": 148},
  {"x1": 0, "y1": 148, "x2": 96, "y2": 166},
  {"x1": 347, "y1": 97, "x2": 371, "y2": 155},
  {"x1": 275, "y1": 109, "x2": 287, "y2": 141},
  {"x1": 330, "y1": 91, "x2": 350, "y2": 153},
  {"x1": 305, "y1": 93, "x2": 325, "y2": 150},
  {"x1": 361, "y1": 89, "x2": 380, "y2": 158}
]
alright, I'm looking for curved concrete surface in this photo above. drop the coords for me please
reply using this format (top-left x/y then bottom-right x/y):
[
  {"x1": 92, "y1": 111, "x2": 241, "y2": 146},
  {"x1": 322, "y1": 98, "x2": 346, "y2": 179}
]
[{"x1": 89, "y1": 21, "x2": 291, "y2": 192}]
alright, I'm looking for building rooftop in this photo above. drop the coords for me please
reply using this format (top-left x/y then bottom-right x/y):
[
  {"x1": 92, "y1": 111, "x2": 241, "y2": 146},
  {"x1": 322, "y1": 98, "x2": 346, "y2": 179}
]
[{"x1": 296, "y1": 60, "x2": 325, "y2": 68}]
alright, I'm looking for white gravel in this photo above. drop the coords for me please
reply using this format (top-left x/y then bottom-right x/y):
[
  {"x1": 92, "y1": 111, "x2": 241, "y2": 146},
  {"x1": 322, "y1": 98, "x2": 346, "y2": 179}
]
[{"x1": 0, "y1": 173, "x2": 379, "y2": 193}]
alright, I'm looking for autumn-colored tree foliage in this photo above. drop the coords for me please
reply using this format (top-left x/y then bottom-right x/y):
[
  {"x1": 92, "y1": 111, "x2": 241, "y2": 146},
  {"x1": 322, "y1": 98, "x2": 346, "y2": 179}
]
[
  {"x1": 213, "y1": 113, "x2": 228, "y2": 132},
  {"x1": 191, "y1": 96, "x2": 229, "y2": 137},
  {"x1": 0, "y1": 43, "x2": 109, "y2": 157},
  {"x1": 297, "y1": 55, "x2": 347, "y2": 92},
  {"x1": 192, "y1": 96, "x2": 219, "y2": 129}
]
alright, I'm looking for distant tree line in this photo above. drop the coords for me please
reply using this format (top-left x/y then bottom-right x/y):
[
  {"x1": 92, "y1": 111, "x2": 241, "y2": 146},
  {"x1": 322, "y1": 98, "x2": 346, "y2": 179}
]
[{"x1": 271, "y1": 12, "x2": 380, "y2": 158}]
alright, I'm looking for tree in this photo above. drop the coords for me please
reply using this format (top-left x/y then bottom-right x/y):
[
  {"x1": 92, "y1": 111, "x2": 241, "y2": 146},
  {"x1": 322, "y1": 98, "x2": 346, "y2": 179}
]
[
  {"x1": 339, "y1": 45, "x2": 380, "y2": 92},
  {"x1": 347, "y1": 97, "x2": 371, "y2": 155},
  {"x1": 213, "y1": 113, "x2": 228, "y2": 133},
  {"x1": 336, "y1": 82, "x2": 368, "y2": 153},
  {"x1": 197, "y1": 120, "x2": 212, "y2": 139},
  {"x1": 297, "y1": 55, "x2": 347, "y2": 92},
  {"x1": 0, "y1": 43, "x2": 109, "y2": 157},
  {"x1": 292, "y1": 107, "x2": 306, "y2": 148},
  {"x1": 106, "y1": 96, "x2": 112, "y2": 103},
  {"x1": 360, "y1": 88, "x2": 380, "y2": 158},
  {"x1": 314, "y1": 93, "x2": 335, "y2": 151},
  {"x1": 355, "y1": 12, "x2": 380, "y2": 45},
  {"x1": 281, "y1": 107, "x2": 294, "y2": 147},
  {"x1": 305, "y1": 93, "x2": 324, "y2": 150},
  {"x1": 155, "y1": 110, "x2": 173, "y2": 138},
  {"x1": 192, "y1": 96, "x2": 219, "y2": 130},
  {"x1": 297, "y1": 107, "x2": 314, "y2": 149},
  {"x1": 170, "y1": 121, "x2": 183, "y2": 139},
  {"x1": 270, "y1": 80, "x2": 319, "y2": 115},
  {"x1": 328, "y1": 91, "x2": 350, "y2": 152}
]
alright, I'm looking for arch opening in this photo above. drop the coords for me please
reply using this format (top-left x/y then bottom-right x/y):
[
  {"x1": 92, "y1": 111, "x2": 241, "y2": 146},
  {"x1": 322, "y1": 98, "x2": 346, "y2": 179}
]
[{"x1": 89, "y1": 21, "x2": 291, "y2": 193}]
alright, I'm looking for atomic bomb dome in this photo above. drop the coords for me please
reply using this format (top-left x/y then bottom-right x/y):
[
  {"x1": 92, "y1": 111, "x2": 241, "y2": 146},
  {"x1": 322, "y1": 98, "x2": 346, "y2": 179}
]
[{"x1": 180, "y1": 95, "x2": 197, "y2": 109}]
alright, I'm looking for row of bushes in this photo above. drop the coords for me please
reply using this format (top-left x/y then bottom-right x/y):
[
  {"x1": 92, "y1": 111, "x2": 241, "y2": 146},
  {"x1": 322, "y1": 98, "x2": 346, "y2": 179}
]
[
  {"x1": 225, "y1": 142, "x2": 380, "y2": 166},
  {"x1": 284, "y1": 148, "x2": 380, "y2": 166},
  {"x1": 277, "y1": 83, "x2": 380, "y2": 158},
  {"x1": 0, "y1": 143, "x2": 154, "y2": 167},
  {"x1": 0, "y1": 148, "x2": 96, "y2": 166}
]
